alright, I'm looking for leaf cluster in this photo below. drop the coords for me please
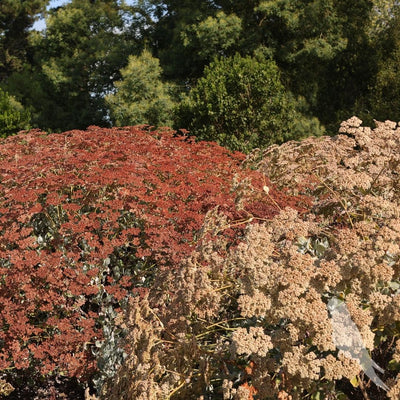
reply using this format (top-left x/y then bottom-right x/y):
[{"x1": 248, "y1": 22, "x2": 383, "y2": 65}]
[
  {"x1": 176, "y1": 52, "x2": 324, "y2": 153},
  {"x1": 0, "y1": 88, "x2": 31, "y2": 137}
]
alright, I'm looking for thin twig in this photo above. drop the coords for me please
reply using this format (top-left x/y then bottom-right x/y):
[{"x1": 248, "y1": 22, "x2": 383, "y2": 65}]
[
  {"x1": 358, "y1": 373, "x2": 371, "y2": 400},
  {"x1": 313, "y1": 173, "x2": 354, "y2": 228},
  {"x1": 167, "y1": 380, "x2": 186, "y2": 399}
]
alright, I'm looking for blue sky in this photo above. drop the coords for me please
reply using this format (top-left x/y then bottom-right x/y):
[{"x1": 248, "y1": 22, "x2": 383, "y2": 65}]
[
  {"x1": 48, "y1": 0, "x2": 70, "y2": 7},
  {"x1": 32, "y1": 0, "x2": 71, "y2": 30}
]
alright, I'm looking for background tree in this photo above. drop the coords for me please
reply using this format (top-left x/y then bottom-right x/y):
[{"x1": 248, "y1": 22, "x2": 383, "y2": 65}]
[
  {"x1": 251, "y1": 0, "x2": 376, "y2": 131},
  {"x1": 105, "y1": 50, "x2": 175, "y2": 127},
  {"x1": 147, "y1": 0, "x2": 378, "y2": 134},
  {"x1": 0, "y1": 88, "x2": 30, "y2": 137},
  {"x1": 176, "y1": 51, "x2": 324, "y2": 153},
  {"x1": 179, "y1": 11, "x2": 242, "y2": 78},
  {"x1": 146, "y1": 0, "x2": 219, "y2": 79},
  {"x1": 0, "y1": 0, "x2": 49, "y2": 81},
  {"x1": 369, "y1": 0, "x2": 399, "y2": 36},
  {"x1": 5, "y1": 0, "x2": 139, "y2": 131},
  {"x1": 0, "y1": 0, "x2": 399, "y2": 146},
  {"x1": 358, "y1": 5, "x2": 400, "y2": 123}
]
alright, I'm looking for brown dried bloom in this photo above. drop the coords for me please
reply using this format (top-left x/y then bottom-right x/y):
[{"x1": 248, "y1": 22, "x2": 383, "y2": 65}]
[
  {"x1": 228, "y1": 117, "x2": 400, "y2": 396},
  {"x1": 238, "y1": 289, "x2": 271, "y2": 318},
  {"x1": 338, "y1": 116, "x2": 363, "y2": 133},
  {"x1": 314, "y1": 259, "x2": 343, "y2": 291},
  {"x1": 231, "y1": 326, "x2": 273, "y2": 357},
  {"x1": 101, "y1": 295, "x2": 170, "y2": 400},
  {"x1": 393, "y1": 340, "x2": 400, "y2": 363},
  {"x1": 321, "y1": 354, "x2": 346, "y2": 381},
  {"x1": 334, "y1": 228, "x2": 361, "y2": 255},
  {"x1": 336, "y1": 351, "x2": 364, "y2": 381},
  {"x1": 345, "y1": 295, "x2": 374, "y2": 331},
  {"x1": 222, "y1": 379, "x2": 260, "y2": 400},
  {"x1": 0, "y1": 379, "x2": 14, "y2": 397},
  {"x1": 259, "y1": 116, "x2": 400, "y2": 206},
  {"x1": 277, "y1": 390, "x2": 293, "y2": 400},
  {"x1": 103, "y1": 117, "x2": 400, "y2": 399},
  {"x1": 166, "y1": 253, "x2": 222, "y2": 320},
  {"x1": 222, "y1": 379, "x2": 235, "y2": 400},
  {"x1": 385, "y1": 294, "x2": 400, "y2": 322},
  {"x1": 281, "y1": 345, "x2": 321, "y2": 381},
  {"x1": 369, "y1": 291, "x2": 392, "y2": 313},
  {"x1": 387, "y1": 376, "x2": 400, "y2": 400},
  {"x1": 268, "y1": 207, "x2": 319, "y2": 241},
  {"x1": 322, "y1": 352, "x2": 373, "y2": 385},
  {"x1": 371, "y1": 262, "x2": 395, "y2": 283},
  {"x1": 233, "y1": 384, "x2": 253, "y2": 400}
]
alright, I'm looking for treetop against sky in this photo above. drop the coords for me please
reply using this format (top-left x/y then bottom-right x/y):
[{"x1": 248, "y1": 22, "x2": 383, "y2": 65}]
[{"x1": 33, "y1": 0, "x2": 137, "y2": 31}]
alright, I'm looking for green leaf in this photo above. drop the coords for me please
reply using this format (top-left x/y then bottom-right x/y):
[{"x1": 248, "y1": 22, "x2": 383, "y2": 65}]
[
  {"x1": 350, "y1": 375, "x2": 359, "y2": 388},
  {"x1": 388, "y1": 359, "x2": 400, "y2": 371}
]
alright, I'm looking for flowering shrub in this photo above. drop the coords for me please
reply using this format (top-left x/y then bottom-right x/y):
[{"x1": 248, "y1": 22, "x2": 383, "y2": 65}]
[
  {"x1": 103, "y1": 118, "x2": 400, "y2": 399},
  {"x1": 0, "y1": 125, "x2": 298, "y2": 397}
]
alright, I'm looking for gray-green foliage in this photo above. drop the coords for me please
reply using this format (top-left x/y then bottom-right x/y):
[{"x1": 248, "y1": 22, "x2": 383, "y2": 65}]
[
  {"x1": 176, "y1": 51, "x2": 324, "y2": 153},
  {"x1": 105, "y1": 50, "x2": 175, "y2": 127},
  {"x1": 0, "y1": 88, "x2": 31, "y2": 137}
]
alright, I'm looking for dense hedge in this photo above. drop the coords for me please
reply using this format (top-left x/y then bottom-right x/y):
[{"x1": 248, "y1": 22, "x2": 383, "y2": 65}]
[
  {"x1": 0, "y1": 125, "x2": 303, "y2": 397},
  {"x1": 175, "y1": 52, "x2": 324, "y2": 153}
]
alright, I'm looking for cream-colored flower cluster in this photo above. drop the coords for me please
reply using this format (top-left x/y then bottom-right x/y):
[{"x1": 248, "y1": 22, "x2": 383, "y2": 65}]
[{"x1": 102, "y1": 118, "x2": 399, "y2": 399}]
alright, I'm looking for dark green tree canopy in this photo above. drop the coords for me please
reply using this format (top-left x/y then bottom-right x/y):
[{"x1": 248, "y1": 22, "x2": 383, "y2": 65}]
[
  {"x1": 0, "y1": 0, "x2": 398, "y2": 145},
  {"x1": 359, "y1": 7, "x2": 400, "y2": 123},
  {"x1": 6, "y1": 0, "x2": 140, "y2": 131},
  {"x1": 0, "y1": 0, "x2": 49, "y2": 80},
  {"x1": 146, "y1": 0, "x2": 220, "y2": 79}
]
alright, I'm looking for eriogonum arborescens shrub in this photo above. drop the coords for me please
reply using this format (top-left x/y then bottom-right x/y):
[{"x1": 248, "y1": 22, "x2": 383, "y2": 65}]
[
  {"x1": 103, "y1": 118, "x2": 400, "y2": 400},
  {"x1": 0, "y1": 124, "x2": 302, "y2": 397}
]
